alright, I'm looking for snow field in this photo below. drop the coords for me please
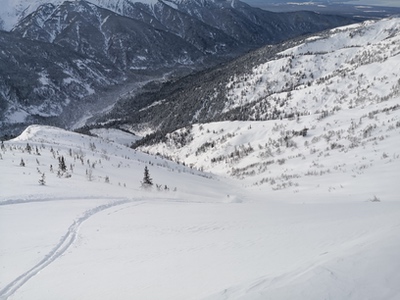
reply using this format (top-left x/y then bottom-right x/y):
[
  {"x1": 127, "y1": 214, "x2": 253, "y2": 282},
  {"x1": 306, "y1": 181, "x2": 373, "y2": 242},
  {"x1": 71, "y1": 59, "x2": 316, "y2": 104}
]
[
  {"x1": 0, "y1": 125, "x2": 238, "y2": 299},
  {"x1": 1, "y1": 124, "x2": 400, "y2": 299}
]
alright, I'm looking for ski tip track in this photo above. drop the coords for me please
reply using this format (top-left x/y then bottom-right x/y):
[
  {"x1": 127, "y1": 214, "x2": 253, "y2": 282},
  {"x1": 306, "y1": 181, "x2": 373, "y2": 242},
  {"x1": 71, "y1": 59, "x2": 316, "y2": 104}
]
[{"x1": 0, "y1": 199, "x2": 134, "y2": 300}]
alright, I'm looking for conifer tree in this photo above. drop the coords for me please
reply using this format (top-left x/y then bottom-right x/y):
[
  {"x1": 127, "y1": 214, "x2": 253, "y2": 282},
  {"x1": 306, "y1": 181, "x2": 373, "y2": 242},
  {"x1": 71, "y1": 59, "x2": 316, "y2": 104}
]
[
  {"x1": 58, "y1": 156, "x2": 67, "y2": 172},
  {"x1": 142, "y1": 166, "x2": 153, "y2": 188},
  {"x1": 39, "y1": 173, "x2": 46, "y2": 185},
  {"x1": 26, "y1": 143, "x2": 32, "y2": 154}
]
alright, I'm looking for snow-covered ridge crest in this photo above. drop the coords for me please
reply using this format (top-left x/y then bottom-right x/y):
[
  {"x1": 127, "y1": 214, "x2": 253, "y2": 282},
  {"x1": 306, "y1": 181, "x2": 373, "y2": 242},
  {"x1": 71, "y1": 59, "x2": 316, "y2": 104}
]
[
  {"x1": 222, "y1": 17, "x2": 400, "y2": 116},
  {"x1": 13, "y1": 125, "x2": 69, "y2": 142},
  {"x1": 12, "y1": 125, "x2": 96, "y2": 149}
]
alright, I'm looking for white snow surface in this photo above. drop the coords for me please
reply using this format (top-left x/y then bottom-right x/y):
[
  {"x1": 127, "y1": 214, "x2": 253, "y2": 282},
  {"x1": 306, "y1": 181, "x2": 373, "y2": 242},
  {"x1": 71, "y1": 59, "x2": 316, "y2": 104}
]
[
  {"x1": 1, "y1": 115, "x2": 400, "y2": 300},
  {"x1": 1, "y1": 17, "x2": 400, "y2": 300}
]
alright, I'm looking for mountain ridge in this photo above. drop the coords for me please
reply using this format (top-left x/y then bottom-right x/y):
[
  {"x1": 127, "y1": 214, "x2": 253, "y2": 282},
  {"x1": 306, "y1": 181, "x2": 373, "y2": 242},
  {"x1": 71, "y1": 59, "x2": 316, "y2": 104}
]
[
  {"x1": 1, "y1": 0, "x2": 357, "y2": 137},
  {"x1": 95, "y1": 17, "x2": 400, "y2": 144}
]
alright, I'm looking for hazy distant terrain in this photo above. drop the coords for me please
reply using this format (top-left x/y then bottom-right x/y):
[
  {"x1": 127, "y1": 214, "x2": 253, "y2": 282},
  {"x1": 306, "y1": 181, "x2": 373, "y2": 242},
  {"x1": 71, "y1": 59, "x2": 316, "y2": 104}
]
[
  {"x1": 244, "y1": 0, "x2": 400, "y2": 7},
  {"x1": 244, "y1": 0, "x2": 400, "y2": 19}
]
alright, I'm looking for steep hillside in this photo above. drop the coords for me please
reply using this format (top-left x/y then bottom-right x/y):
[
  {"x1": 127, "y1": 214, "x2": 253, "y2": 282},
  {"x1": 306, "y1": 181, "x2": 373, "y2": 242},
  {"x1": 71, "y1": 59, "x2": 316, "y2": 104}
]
[
  {"x1": 108, "y1": 17, "x2": 400, "y2": 135},
  {"x1": 139, "y1": 100, "x2": 400, "y2": 199},
  {"x1": 134, "y1": 17, "x2": 400, "y2": 199},
  {"x1": 12, "y1": 1, "x2": 203, "y2": 70},
  {"x1": 0, "y1": 30, "x2": 125, "y2": 136}
]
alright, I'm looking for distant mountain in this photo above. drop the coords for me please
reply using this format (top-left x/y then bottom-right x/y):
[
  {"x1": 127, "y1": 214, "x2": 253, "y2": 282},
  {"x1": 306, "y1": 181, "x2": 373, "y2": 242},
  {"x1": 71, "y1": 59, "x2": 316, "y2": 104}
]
[
  {"x1": 0, "y1": 0, "x2": 156, "y2": 31},
  {"x1": 11, "y1": 0, "x2": 355, "y2": 56},
  {"x1": 1, "y1": 0, "x2": 357, "y2": 136},
  {"x1": 0, "y1": 30, "x2": 126, "y2": 135},
  {"x1": 11, "y1": 1, "x2": 204, "y2": 70},
  {"x1": 168, "y1": 0, "x2": 351, "y2": 45}
]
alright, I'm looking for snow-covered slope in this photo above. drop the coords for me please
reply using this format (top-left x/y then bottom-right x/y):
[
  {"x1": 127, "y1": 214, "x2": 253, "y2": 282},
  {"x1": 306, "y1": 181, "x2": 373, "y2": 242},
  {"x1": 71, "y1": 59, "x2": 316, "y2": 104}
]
[
  {"x1": 1, "y1": 124, "x2": 400, "y2": 299},
  {"x1": 137, "y1": 17, "x2": 400, "y2": 201},
  {"x1": 221, "y1": 18, "x2": 400, "y2": 117},
  {"x1": 113, "y1": 17, "x2": 400, "y2": 134},
  {"x1": 140, "y1": 100, "x2": 400, "y2": 200},
  {"x1": 1, "y1": 125, "x2": 219, "y2": 201}
]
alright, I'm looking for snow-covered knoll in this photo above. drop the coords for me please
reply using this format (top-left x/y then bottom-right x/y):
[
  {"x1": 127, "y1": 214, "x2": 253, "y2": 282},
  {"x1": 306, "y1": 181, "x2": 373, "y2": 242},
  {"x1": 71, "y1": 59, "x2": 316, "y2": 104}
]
[
  {"x1": 2, "y1": 125, "x2": 221, "y2": 202},
  {"x1": 1, "y1": 124, "x2": 400, "y2": 300}
]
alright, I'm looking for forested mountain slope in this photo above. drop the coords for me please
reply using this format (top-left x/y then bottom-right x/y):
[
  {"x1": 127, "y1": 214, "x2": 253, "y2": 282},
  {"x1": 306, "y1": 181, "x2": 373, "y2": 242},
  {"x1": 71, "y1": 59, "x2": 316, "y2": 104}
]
[{"x1": 0, "y1": 0, "x2": 355, "y2": 136}]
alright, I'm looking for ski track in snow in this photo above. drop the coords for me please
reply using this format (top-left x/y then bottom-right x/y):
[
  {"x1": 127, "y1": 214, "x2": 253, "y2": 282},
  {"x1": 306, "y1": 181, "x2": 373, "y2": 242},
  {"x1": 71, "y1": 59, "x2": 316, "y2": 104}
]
[
  {"x1": 0, "y1": 198, "x2": 140, "y2": 300},
  {"x1": 0, "y1": 196, "x2": 132, "y2": 207}
]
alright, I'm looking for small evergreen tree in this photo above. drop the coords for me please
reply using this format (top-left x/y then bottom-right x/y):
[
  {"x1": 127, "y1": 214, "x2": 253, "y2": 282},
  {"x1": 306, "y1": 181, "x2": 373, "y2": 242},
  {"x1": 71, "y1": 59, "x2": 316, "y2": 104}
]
[
  {"x1": 141, "y1": 166, "x2": 153, "y2": 189},
  {"x1": 58, "y1": 156, "x2": 67, "y2": 172},
  {"x1": 26, "y1": 143, "x2": 32, "y2": 154},
  {"x1": 38, "y1": 173, "x2": 46, "y2": 185},
  {"x1": 86, "y1": 168, "x2": 93, "y2": 181}
]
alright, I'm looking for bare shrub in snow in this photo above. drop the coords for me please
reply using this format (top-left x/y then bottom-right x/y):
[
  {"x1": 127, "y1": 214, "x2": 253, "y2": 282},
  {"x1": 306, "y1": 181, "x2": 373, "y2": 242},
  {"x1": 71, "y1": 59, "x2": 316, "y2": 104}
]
[{"x1": 370, "y1": 195, "x2": 381, "y2": 202}]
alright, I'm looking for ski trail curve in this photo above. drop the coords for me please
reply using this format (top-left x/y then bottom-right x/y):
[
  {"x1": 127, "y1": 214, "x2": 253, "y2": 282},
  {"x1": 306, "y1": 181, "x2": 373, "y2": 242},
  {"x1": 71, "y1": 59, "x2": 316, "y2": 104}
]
[
  {"x1": 0, "y1": 196, "x2": 131, "y2": 206},
  {"x1": 0, "y1": 199, "x2": 137, "y2": 300}
]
